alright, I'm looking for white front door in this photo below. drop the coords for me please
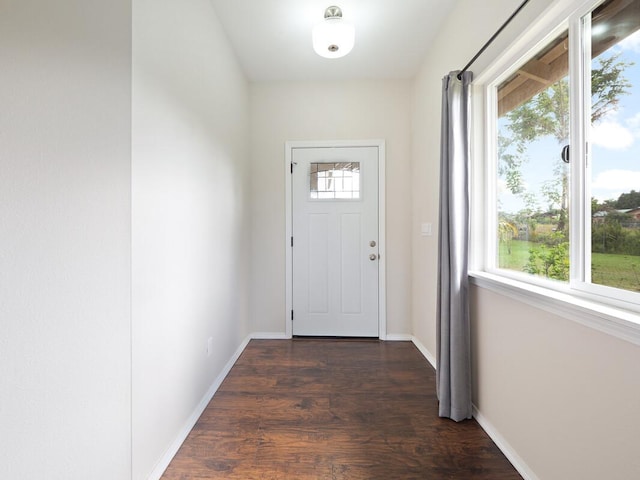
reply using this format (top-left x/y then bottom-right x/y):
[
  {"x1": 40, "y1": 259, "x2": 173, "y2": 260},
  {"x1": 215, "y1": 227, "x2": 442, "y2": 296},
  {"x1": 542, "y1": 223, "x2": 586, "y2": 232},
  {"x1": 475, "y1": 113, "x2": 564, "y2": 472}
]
[{"x1": 292, "y1": 146, "x2": 379, "y2": 337}]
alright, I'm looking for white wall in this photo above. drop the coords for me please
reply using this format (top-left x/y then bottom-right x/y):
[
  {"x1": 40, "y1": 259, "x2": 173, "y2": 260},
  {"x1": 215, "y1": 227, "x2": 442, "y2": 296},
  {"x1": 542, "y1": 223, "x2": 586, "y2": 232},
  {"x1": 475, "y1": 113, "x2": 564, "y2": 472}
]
[
  {"x1": 0, "y1": 1, "x2": 132, "y2": 479},
  {"x1": 471, "y1": 287, "x2": 640, "y2": 479},
  {"x1": 250, "y1": 80, "x2": 412, "y2": 336},
  {"x1": 131, "y1": 0, "x2": 250, "y2": 478},
  {"x1": 411, "y1": 0, "x2": 554, "y2": 356},
  {"x1": 413, "y1": 1, "x2": 640, "y2": 478}
]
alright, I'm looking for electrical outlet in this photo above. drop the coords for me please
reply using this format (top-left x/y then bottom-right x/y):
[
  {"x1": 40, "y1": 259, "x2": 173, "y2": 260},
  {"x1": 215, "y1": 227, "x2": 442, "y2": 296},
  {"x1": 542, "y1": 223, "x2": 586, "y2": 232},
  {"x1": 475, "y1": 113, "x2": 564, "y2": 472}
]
[{"x1": 207, "y1": 337, "x2": 213, "y2": 357}]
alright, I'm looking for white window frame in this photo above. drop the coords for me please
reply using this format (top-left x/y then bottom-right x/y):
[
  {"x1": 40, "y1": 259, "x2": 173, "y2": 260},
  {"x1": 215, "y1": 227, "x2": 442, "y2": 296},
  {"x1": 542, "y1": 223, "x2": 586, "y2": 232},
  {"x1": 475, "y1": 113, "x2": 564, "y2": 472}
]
[{"x1": 470, "y1": 0, "x2": 640, "y2": 346}]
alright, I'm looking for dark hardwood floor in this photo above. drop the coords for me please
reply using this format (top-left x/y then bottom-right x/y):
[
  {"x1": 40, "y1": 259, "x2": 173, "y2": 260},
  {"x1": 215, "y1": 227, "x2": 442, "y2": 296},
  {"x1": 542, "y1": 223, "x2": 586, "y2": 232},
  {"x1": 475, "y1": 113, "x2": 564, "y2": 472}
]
[{"x1": 161, "y1": 339, "x2": 521, "y2": 479}]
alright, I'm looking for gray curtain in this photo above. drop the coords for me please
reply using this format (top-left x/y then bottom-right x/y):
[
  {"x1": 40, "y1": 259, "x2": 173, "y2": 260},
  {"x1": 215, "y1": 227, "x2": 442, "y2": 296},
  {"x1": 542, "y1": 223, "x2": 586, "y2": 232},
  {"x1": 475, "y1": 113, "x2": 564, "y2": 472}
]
[{"x1": 436, "y1": 70, "x2": 473, "y2": 422}]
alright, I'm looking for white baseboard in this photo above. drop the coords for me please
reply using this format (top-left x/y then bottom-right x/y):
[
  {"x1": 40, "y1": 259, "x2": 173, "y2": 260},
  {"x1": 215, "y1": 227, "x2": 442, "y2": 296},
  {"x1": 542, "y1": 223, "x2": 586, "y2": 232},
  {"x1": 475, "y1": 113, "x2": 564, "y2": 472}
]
[
  {"x1": 146, "y1": 334, "x2": 252, "y2": 480},
  {"x1": 250, "y1": 332, "x2": 290, "y2": 340},
  {"x1": 472, "y1": 406, "x2": 539, "y2": 480},
  {"x1": 408, "y1": 337, "x2": 535, "y2": 480},
  {"x1": 385, "y1": 333, "x2": 413, "y2": 341},
  {"x1": 408, "y1": 336, "x2": 535, "y2": 479},
  {"x1": 410, "y1": 335, "x2": 437, "y2": 370}
]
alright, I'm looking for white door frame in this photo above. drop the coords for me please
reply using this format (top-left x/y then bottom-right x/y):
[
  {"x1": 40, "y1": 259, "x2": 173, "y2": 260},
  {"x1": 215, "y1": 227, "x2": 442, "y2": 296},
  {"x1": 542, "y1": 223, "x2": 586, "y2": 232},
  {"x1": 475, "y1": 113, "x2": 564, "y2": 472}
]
[{"x1": 285, "y1": 139, "x2": 386, "y2": 339}]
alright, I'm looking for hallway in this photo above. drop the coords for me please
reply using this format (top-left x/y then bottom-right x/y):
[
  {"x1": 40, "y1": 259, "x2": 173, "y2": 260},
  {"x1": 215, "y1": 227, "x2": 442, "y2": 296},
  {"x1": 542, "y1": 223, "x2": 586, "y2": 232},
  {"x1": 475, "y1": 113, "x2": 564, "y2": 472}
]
[{"x1": 162, "y1": 339, "x2": 521, "y2": 479}]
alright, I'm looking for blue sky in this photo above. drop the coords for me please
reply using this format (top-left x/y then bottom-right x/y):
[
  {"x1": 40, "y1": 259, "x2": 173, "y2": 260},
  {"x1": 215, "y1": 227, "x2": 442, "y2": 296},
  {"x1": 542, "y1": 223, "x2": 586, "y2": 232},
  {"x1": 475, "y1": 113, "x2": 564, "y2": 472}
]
[
  {"x1": 499, "y1": 29, "x2": 640, "y2": 214},
  {"x1": 591, "y1": 30, "x2": 640, "y2": 204}
]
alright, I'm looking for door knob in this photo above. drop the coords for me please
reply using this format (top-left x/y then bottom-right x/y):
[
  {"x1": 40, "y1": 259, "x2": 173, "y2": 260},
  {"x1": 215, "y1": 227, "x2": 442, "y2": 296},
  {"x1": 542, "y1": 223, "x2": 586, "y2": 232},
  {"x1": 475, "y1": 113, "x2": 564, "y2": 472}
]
[{"x1": 369, "y1": 253, "x2": 377, "y2": 261}]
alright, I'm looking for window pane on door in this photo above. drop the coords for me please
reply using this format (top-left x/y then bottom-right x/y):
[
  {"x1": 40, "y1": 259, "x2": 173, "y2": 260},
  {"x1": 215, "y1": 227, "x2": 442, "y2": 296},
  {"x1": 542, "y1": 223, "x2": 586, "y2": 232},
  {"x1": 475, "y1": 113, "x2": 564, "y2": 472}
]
[
  {"x1": 496, "y1": 30, "x2": 571, "y2": 282},
  {"x1": 588, "y1": 0, "x2": 640, "y2": 293},
  {"x1": 310, "y1": 162, "x2": 360, "y2": 199}
]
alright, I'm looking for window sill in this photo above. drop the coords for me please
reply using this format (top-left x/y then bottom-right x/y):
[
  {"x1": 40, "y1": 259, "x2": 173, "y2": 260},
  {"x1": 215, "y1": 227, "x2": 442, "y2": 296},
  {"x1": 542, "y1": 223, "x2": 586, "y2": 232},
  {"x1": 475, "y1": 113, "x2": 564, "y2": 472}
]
[{"x1": 468, "y1": 271, "x2": 640, "y2": 346}]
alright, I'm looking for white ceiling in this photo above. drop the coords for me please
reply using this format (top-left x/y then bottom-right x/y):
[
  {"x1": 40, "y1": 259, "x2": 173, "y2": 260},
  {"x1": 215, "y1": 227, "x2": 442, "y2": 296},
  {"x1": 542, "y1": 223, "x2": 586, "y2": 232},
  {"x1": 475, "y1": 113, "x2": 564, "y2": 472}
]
[{"x1": 208, "y1": 0, "x2": 458, "y2": 82}]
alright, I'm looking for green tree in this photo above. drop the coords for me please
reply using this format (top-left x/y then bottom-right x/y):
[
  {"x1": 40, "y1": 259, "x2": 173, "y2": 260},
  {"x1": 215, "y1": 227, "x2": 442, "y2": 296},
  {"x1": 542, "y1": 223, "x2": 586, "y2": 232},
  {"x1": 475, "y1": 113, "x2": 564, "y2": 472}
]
[
  {"x1": 592, "y1": 220, "x2": 624, "y2": 254},
  {"x1": 500, "y1": 52, "x2": 632, "y2": 232},
  {"x1": 592, "y1": 197, "x2": 606, "y2": 215},
  {"x1": 614, "y1": 190, "x2": 640, "y2": 209},
  {"x1": 524, "y1": 236, "x2": 569, "y2": 281},
  {"x1": 498, "y1": 218, "x2": 518, "y2": 254},
  {"x1": 499, "y1": 52, "x2": 631, "y2": 281},
  {"x1": 592, "y1": 54, "x2": 635, "y2": 123}
]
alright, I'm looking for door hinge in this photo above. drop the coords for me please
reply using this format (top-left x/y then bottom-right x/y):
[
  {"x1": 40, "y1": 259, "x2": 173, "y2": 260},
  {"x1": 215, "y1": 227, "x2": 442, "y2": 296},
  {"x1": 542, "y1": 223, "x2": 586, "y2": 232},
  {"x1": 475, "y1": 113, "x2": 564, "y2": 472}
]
[
  {"x1": 291, "y1": 310, "x2": 294, "y2": 321},
  {"x1": 291, "y1": 236, "x2": 293, "y2": 247},
  {"x1": 290, "y1": 162, "x2": 293, "y2": 174}
]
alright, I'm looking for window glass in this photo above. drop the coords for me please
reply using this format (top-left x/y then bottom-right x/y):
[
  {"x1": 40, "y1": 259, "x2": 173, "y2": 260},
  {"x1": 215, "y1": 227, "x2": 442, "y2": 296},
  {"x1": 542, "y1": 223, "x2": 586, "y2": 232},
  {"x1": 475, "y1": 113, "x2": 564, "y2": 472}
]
[
  {"x1": 310, "y1": 162, "x2": 360, "y2": 199},
  {"x1": 483, "y1": 0, "x2": 640, "y2": 312},
  {"x1": 588, "y1": 0, "x2": 640, "y2": 293},
  {"x1": 497, "y1": 30, "x2": 571, "y2": 282}
]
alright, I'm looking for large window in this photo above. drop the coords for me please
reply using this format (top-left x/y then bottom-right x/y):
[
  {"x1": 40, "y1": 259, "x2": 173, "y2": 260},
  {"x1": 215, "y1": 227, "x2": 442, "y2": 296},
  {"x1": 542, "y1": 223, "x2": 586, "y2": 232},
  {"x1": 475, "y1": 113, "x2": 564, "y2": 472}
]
[{"x1": 486, "y1": 0, "x2": 640, "y2": 310}]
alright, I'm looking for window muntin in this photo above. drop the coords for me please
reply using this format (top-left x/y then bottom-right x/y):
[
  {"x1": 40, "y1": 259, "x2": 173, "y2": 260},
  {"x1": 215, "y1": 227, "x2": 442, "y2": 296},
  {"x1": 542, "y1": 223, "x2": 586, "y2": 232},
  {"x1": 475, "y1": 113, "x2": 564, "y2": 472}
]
[
  {"x1": 310, "y1": 162, "x2": 360, "y2": 199},
  {"x1": 487, "y1": 0, "x2": 640, "y2": 308}
]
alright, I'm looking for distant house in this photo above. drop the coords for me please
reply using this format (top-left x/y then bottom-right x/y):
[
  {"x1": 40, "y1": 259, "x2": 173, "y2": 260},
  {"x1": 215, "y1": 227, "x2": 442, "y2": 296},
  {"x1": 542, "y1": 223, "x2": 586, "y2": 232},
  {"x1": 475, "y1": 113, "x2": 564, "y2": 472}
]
[
  {"x1": 592, "y1": 208, "x2": 640, "y2": 224},
  {"x1": 593, "y1": 210, "x2": 609, "y2": 224},
  {"x1": 626, "y1": 207, "x2": 640, "y2": 221}
]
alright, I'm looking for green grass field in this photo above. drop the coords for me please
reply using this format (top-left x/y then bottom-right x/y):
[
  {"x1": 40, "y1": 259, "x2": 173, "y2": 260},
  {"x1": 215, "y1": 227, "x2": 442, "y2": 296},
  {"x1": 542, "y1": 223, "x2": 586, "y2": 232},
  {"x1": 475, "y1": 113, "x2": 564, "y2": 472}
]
[
  {"x1": 498, "y1": 240, "x2": 532, "y2": 271},
  {"x1": 498, "y1": 240, "x2": 640, "y2": 292}
]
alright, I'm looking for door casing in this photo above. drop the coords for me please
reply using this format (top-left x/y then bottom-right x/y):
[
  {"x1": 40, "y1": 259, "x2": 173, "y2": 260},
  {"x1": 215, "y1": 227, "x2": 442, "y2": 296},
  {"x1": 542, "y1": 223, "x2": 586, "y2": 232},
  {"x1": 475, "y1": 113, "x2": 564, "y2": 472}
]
[{"x1": 285, "y1": 139, "x2": 386, "y2": 339}]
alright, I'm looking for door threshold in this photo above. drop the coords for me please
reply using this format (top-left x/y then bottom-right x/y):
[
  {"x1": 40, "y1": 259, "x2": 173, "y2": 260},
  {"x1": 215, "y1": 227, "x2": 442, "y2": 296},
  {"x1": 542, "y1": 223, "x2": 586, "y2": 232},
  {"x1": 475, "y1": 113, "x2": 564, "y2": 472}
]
[{"x1": 292, "y1": 336, "x2": 380, "y2": 342}]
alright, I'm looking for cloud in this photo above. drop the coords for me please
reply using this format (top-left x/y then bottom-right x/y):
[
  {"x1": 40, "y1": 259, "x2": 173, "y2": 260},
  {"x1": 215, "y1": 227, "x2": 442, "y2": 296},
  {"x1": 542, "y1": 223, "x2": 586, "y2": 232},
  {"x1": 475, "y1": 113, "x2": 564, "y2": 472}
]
[
  {"x1": 617, "y1": 30, "x2": 640, "y2": 53},
  {"x1": 593, "y1": 192, "x2": 623, "y2": 203},
  {"x1": 591, "y1": 120, "x2": 635, "y2": 149},
  {"x1": 592, "y1": 169, "x2": 640, "y2": 191},
  {"x1": 626, "y1": 112, "x2": 640, "y2": 135}
]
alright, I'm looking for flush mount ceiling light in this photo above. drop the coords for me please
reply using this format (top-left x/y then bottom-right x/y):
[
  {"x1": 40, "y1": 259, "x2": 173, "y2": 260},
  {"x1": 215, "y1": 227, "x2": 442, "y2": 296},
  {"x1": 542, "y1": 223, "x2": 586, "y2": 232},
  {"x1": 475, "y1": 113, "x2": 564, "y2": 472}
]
[{"x1": 312, "y1": 6, "x2": 355, "y2": 59}]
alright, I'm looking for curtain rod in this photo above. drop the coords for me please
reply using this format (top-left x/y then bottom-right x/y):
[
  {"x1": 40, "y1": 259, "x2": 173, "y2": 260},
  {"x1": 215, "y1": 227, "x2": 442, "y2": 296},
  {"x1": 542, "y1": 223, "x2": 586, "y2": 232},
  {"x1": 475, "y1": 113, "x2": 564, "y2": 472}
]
[{"x1": 457, "y1": 0, "x2": 530, "y2": 80}]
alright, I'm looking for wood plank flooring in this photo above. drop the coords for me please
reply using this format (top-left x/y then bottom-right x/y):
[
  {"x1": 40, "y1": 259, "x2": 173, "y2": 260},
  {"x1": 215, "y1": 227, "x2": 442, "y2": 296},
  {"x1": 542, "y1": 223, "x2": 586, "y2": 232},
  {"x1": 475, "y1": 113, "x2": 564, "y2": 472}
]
[{"x1": 161, "y1": 339, "x2": 521, "y2": 479}]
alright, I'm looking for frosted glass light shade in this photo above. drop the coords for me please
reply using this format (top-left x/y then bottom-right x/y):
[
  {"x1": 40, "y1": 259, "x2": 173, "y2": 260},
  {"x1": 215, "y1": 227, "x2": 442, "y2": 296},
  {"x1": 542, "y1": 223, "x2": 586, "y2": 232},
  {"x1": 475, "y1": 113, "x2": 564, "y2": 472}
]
[{"x1": 312, "y1": 17, "x2": 355, "y2": 58}]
